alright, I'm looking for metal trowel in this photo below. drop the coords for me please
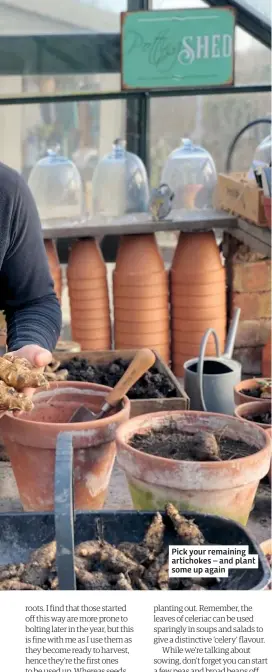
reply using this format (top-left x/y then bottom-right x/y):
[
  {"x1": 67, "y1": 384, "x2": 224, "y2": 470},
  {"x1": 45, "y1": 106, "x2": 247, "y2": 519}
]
[{"x1": 69, "y1": 348, "x2": 156, "y2": 423}]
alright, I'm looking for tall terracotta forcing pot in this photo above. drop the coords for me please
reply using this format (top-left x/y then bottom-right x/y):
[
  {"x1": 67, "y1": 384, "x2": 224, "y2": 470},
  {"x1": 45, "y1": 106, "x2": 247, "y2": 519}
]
[
  {"x1": 116, "y1": 410, "x2": 270, "y2": 525},
  {"x1": 0, "y1": 381, "x2": 130, "y2": 512}
]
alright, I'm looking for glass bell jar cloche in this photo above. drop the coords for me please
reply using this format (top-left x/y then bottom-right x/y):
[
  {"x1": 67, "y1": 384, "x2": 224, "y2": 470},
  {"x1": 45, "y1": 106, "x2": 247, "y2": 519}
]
[
  {"x1": 161, "y1": 137, "x2": 217, "y2": 210},
  {"x1": 248, "y1": 133, "x2": 272, "y2": 179},
  {"x1": 92, "y1": 138, "x2": 150, "y2": 217},
  {"x1": 28, "y1": 148, "x2": 84, "y2": 220}
]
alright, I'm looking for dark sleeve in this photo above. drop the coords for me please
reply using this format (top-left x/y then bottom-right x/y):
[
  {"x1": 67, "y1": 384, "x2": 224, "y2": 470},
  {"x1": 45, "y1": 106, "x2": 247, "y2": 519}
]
[{"x1": 0, "y1": 174, "x2": 62, "y2": 352}]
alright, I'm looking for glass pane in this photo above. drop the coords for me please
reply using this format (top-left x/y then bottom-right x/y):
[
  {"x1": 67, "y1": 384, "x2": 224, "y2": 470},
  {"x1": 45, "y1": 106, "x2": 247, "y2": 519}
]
[
  {"x1": 234, "y1": 0, "x2": 271, "y2": 22},
  {"x1": 0, "y1": 98, "x2": 125, "y2": 192},
  {"x1": 151, "y1": 0, "x2": 271, "y2": 84},
  {"x1": 0, "y1": 72, "x2": 122, "y2": 97},
  {"x1": 149, "y1": 91, "x2": 270, "y2": 187},
  {"x1": 0, "y1": 1, "x2": 126, "y2": 35}
]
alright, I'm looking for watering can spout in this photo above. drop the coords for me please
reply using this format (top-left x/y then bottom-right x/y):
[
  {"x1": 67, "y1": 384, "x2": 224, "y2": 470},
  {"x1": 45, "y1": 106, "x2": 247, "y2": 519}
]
[{"x1": 224, "y1": 308, "x2": 241, "y2": 359}]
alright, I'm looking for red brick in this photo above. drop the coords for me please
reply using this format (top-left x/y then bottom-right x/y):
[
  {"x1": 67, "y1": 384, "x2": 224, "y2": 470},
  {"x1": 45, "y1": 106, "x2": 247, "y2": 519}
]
[
  {"x1": 232, "y1": 292, "x2": 271, "y2": 320},
  {"x1": 233, "y1": 260, "x2": 271, "y2": 293},
  {"x1": 234, "y1": 347, "x2": 262, "y2": 375},
  {"x1": 236, "y1": 319, "x2": 271, "y2": 347}
]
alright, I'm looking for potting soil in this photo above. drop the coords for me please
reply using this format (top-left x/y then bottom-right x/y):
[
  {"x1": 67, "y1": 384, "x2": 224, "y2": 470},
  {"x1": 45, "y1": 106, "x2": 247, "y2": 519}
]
[
  {"x1": 59, "y1": 357, "x2": 177, "y2": 399},
  {"x1": 130, "y1": 426, "x2": 257, "y2": 461},
  {"x1": 246, "y1": 411, "x2": 271, "y2": 425}
]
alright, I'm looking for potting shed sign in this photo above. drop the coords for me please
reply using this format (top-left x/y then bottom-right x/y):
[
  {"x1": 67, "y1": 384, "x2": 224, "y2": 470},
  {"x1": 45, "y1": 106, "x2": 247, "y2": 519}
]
[{"x1": 121, "y1": 8, "x2": 235, "y2": 90}]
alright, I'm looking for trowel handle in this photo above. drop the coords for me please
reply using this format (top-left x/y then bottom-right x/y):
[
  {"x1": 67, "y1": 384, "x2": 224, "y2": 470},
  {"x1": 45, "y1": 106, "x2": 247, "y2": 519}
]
[
  {"x1": 197, "y1": 329, "x2": 220, "y2": 413},
  {"x1": 105, "y1": 348, "x2": 156, "y2": 408}
]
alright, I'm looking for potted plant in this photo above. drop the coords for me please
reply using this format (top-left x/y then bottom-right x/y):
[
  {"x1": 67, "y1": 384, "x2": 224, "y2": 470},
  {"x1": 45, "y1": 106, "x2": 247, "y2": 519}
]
[
  {"x1": 116, "y1": 410, "x2": 271, "y2": 526},
  {"x1": 234, "y1": 400, "x2": 271, "y2": 429},
  {"x1": 234, "y1": 378, "x2": 271, "y2": 406}
]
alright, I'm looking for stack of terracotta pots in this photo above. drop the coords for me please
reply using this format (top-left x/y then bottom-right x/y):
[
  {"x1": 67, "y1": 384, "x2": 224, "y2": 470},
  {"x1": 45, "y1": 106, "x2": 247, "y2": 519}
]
[
  {"x1": 67, "y1": 239, "x2": 111, "y2": 350},
  {"x1": 113, "y1": 234, "x2": 170, "y2": 362},
  {"x1": 44, "y1": 240, "x2": 62, "y2": 304},
  {"x1": 171, "y1": 232, "x2": 226, "y2": 376}
]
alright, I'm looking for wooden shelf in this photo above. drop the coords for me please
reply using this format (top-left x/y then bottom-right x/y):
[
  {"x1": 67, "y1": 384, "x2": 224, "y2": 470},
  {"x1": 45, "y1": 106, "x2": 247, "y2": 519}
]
[
  {"x1": 41, "y1": 208, "x2": 236, "y2": 239},
  {"x1": 41, "y1": 208, "x2": 271, "y2": 257}
]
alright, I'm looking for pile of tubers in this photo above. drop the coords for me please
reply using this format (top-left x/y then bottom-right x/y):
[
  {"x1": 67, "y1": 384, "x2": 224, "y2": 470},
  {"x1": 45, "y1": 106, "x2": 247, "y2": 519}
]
[
  {"x1": 0, "y1": 504, "x2": 214, "y2": 591},
  {"x1": 0, "y1": 354, "x2": 48, "y2": 412}
]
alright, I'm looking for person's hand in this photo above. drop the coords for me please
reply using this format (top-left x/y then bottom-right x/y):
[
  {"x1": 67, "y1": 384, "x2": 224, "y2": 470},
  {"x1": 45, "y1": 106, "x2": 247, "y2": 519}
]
[
  {"x1": 8, "y1": 344, "x2": 52, "y2": 368},
  {"x1": 5, "y1": 345, "x2": 52, "y2": 405}
]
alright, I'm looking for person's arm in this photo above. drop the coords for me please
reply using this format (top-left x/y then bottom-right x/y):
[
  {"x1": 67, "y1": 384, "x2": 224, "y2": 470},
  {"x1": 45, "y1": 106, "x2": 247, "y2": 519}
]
[{"x1": 0, "y1": 173, "x2": 62, "y2": 353}]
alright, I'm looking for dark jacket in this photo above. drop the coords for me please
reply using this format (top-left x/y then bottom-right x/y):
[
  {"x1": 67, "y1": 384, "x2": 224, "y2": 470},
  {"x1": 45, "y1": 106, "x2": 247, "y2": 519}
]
[{"x1": 0, "y1": 162, "x2": 61, "y2": 351}]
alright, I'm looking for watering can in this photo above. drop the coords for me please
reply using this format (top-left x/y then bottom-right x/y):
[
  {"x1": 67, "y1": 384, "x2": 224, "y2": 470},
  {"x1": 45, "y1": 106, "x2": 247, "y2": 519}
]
[{"x1": 184, "y1": 309, "x2": 241, "y2": 415}]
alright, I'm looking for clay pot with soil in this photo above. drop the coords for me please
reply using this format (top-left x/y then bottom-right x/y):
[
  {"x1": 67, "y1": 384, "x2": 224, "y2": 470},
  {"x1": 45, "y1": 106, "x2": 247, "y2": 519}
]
[
  {"x1": 116, "y1": 410, "x2": 271, "y2": 525},
  {"x1": 234, "y1": 378, "x2": 271, "y2": 406},
  {"x1": 234, "y1": 400, "x2": 271, "y2": 429},
  {"x1": 67, "y1": 239, "x2": 111, "y2": 350},
  {"x1": 0, "y1": 381, "x2": 130, "y2": 512},
  {"x1": 113, "y1": 234, "x2": 170, "y2": 362}
]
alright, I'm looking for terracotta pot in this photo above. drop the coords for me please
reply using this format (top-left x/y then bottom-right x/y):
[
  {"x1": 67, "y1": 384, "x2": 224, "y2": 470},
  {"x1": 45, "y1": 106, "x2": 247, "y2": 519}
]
[
  {"x1": 44, "y1": 240, "x2": 62, "y2": 302},
  {"x1": 116, "y1": 410, "x2": 271, "y2": 525},
  {"x1": 114, "y1": 307, "x2": 169, "y2": 323},
  {"x1": 72, "y1": 320, "x2": 111, "y2": 332},
  {"x1": 262, "y1": 337, "x2": 271, "y2": 377},
  {"x1": 115, "y1": 234, "x2": 165, "y2": 277},
  {"x1": 69, "y1": 287, "x2": 110, "y2": 301},
  {"x1": 70, "y1": 298, "x2": 110, "y2": 314},
  {"x1": 113, "y1": 283, "x2": 168, "y2": 300},
  {"x1": 171, "y1": 267, "x2": 225, "y2": 285},
  {"x1": 173, "y1": 361, "x2": 188, "y2": 377},
  {"x1": 114, "y1": 320, "x2": 169, "y2": 336},
  {"x1": 265, "y1": 429, "x2": 272, "y2": 485},
  {"x1": 72, "y1": 340, "x2": 112, "y2": 351},
  {"x1": 172, "y1": 232, "x2": 223, "y2": 275},
  {"x1": 114, "y1": 296, "x2": 169, "y2": 311},
  {"x1": 172, "y1": 292, "x2": 225, "y2": 309},
  {"x1": 71, "y1": 335, "x2": 111, "y2": 350},
  {"x1": 67, "y1": 239, "x2": 106, "y2": 280},
  {"x1": 172, "y1": 342, "x2": 220, "y2": 358},
  {"x1": 115, "y1": 332, "x2": 169, "y2": 347},
  {"x1": 0, "y1": 382, "x2": 130, "y2": 512},
  {"x1": 234, "y1": 379, "x2": 270, "y2": 406},
  {"x1": 173, "y1": 328, "x2": 226, "y2": 346},
  {"x1": 172, "y1": 304, "x2": 226, "y2": 321},
  {"x1": 114, "y1": 269, "x2": 168, "y2": 289},
  {"x1": 172, "y1": 317, "x2": 226, "y2": 333},
  {"x1": 68, "y1": 239, "x2": 110, "y2": 348},
  {"x1": 70, "y1": 307, "x2": 111, "y2": 322},
  {"x1": 68, "y1": 277, "x2": 110, "y2": 291},
  {"x1": 234, "y1": 400, "x2": 271, "y2": 430},
  {"x1": 171, "y1": 279, "x2": 226, "y2": 298}
]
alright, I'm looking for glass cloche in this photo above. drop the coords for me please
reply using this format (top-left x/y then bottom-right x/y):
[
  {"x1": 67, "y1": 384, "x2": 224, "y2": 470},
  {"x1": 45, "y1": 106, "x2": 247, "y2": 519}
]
[
  {"x1": 28, "y1": 148, "x2": 84, "y2": 220},
  {"x1": 161, "y1": 138, "x2": 217, "y2": 209},
  {"x1": 92, "y1": 138, "x2": 150, "y2": 217}
]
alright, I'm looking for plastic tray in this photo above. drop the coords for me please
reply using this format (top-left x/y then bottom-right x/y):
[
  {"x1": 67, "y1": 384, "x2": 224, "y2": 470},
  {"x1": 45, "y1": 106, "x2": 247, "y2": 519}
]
[{"x1": 0, "y1": 433, "x2": 270, "y2": 591}]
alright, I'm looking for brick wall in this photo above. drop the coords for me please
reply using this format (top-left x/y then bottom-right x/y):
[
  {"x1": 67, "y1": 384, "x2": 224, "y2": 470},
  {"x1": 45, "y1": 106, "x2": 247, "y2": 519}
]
[{"x1": 228, "y1": 242, "x2": 271, "y2": 375}]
